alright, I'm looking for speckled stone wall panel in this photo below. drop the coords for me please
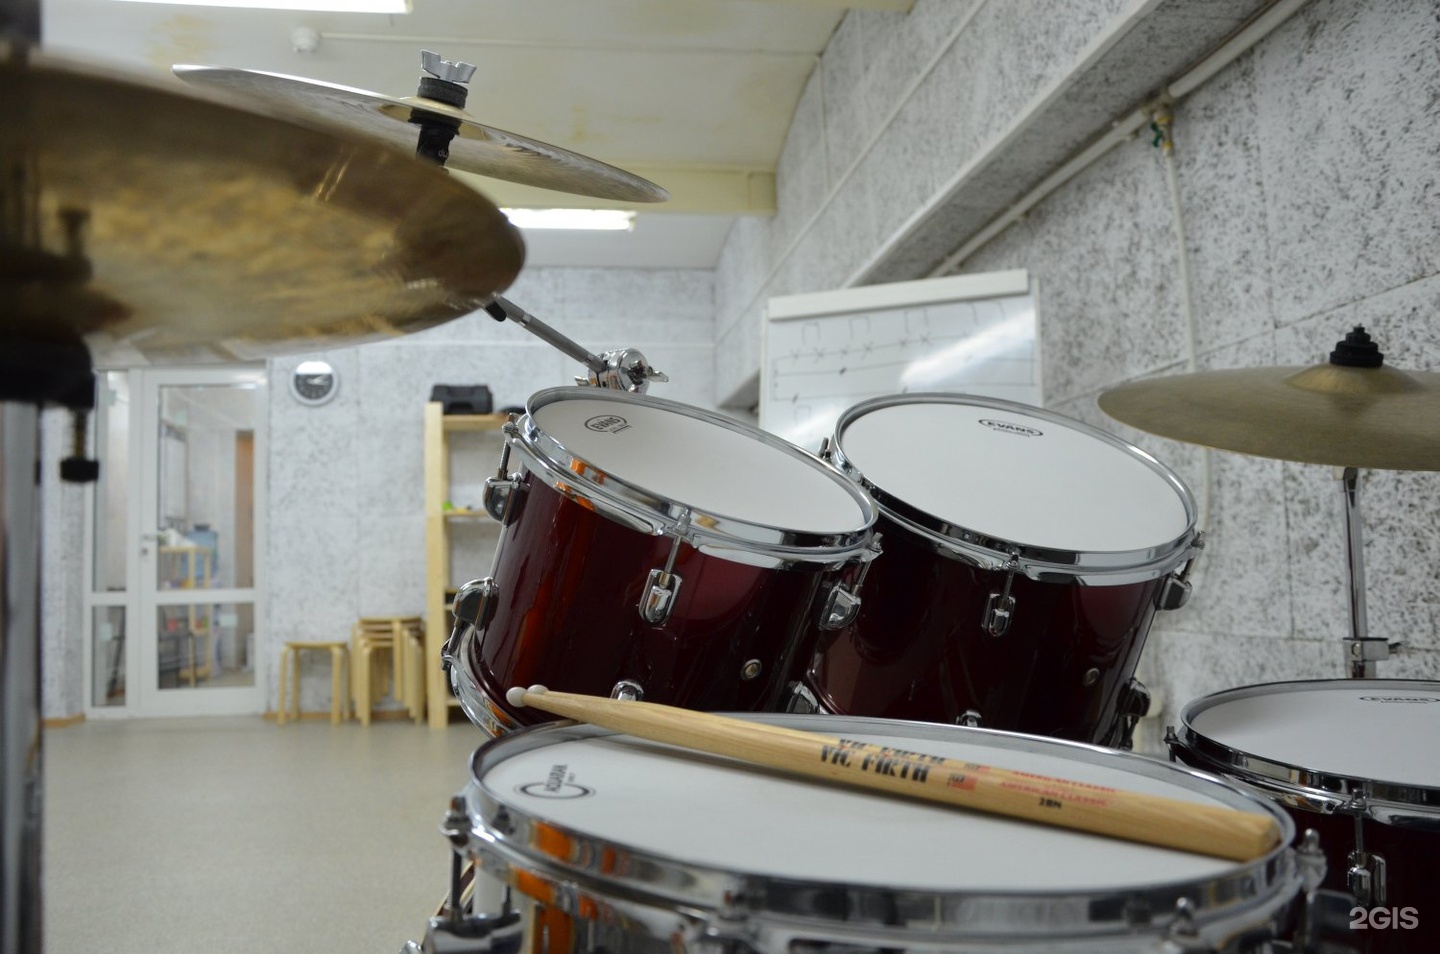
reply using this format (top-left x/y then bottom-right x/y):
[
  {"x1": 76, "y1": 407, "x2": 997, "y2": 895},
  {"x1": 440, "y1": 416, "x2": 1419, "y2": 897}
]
[
  {"x1": 795, "y1": 182, "x2": 879, "y2": 294},
  {"x1": 715, "y1": 216, "x2": 771, "y2": 338},
  {"x1": 41, "y1": 409, "x2": 86, "y2": 719},
  {"x1": 820, "y1": 13, "x2": 873, "y2": 188},
  {"x1": 1274, "y1": 272, "x2": 1440, "y2": 371},
  {"x1": 352, "y1": 343, "x2": 566, "y2": 519},
  {"x1": 266, "y1": 513, "x2": 358, "y2": 710},
  {"x1": 1167, "y1": 56, "x2": 1278, "y2": 353},
  {"x1": 968, "y1": 140, "x2": 1191, "y2": 405},
  {"x1": 1255, "y1": 0, "x2": 1440, "y2": 329},
  {"x1": 356, "y1": 514, "x2": 427, "y2": 620},
  {"x1": 716, "y1": 309, "x2": 764, "y2": 408},
  {"x1": 556, "y1": 269, "x2": 714, "y2": 345},
  {"x1": 269, "y1": 348, "x2": 361, "y2": 520}
]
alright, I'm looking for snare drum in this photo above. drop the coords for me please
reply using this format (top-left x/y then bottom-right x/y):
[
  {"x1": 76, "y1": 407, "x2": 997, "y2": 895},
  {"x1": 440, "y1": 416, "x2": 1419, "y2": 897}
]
[
  {"x1": 799, "y1": 394, "x2": 1201, "y2": 745},
  {"x1": 1171, "y1": 679, "x2": 1440, "y2": 954},
  {"x1": 451, "y1": 388, "x2": 877, "y2": 735},
  {"x1": 437, "y1": 715, "x2": 1306, "y2": 953}
]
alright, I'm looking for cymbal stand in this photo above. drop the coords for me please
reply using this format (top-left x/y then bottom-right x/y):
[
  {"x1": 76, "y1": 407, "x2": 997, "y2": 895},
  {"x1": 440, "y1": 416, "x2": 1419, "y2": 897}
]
[
  {"x1": 3, "y1": 89, "x2": 102, "y2": 946},
  {"x1": 1338, "y1": 466, "x2": 1401, "y2": 678},
  {"x1": 484, "y1": 295, "x2": 668, "y2": 393}
]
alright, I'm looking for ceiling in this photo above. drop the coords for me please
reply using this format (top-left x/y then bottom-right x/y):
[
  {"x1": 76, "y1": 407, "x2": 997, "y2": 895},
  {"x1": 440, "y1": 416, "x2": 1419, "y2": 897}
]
[{"x1": 39, "y1": 0, "x2": 907, "y2": 268}]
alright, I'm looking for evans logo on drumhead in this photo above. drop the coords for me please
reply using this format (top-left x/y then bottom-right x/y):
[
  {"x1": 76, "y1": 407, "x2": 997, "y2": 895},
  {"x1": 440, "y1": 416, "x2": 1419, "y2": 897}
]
[
  {"x1": 1360, "y1": 696, "x2": 1440, "y2": 704},
  {"x1": 585, "y1": 414, "x2": 632, "y2": 434},
  {"x1": 517, "y1": 764, "x2": 594, "y2": 799},
  {"x1": 979, "y1": 419, "x2": 1043, "y2": 437}
]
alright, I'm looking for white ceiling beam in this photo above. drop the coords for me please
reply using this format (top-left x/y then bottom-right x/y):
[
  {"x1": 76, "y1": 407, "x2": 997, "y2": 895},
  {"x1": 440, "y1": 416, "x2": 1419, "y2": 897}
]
[{"x1": 454, "y1": 165, "x2": 777, "y2": 215}]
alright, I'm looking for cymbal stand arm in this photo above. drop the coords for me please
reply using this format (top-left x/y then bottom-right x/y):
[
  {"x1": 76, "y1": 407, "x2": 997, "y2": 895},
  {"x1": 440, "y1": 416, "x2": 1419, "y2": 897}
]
[
  {"x1": 484, "y1": 296, "x2": 668, "y2": 393},
  {"x1": 484, "y1": 296, "x2": 606, "y2": 373},
  {"x1": 1338, "y1": 467, "x2": 1399, "y2": 677}
]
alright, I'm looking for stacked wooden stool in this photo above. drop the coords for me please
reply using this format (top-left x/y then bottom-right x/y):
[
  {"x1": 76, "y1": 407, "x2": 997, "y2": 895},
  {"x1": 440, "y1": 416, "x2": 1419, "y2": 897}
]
[
  {"x1": 277, "y1": 640, "x2": 350, "y2": 726},
  {"x1": 351, "y1": 616, "x2": 426, "y2": 725}
]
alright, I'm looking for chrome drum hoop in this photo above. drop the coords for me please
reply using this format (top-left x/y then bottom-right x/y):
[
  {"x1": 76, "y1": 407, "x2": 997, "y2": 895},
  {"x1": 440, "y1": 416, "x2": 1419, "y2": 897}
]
[
  {"x1": 512, "y1": 387, "x2": 878, "y2": 567},
  {"x1": 460, "y1": 715, "x2": 1301, "y2": 948},
  {"x1": 831, "y1": 393, "x2": 1200, "y2": 584},
  {"x1": 1172, "y1": 679, "x2": 1440, "y2": 828}
]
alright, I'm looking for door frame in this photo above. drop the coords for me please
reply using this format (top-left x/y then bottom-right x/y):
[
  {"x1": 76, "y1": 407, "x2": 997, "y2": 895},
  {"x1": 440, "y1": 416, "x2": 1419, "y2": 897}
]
[{"x1": 82, "y1": 366, "x2": 269, "y2": 718}]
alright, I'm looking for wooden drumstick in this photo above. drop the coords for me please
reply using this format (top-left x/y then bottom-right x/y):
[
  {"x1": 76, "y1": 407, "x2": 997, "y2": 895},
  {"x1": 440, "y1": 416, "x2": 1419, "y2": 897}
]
[{"x1": 505, "y1": 686, "x2": 1281, "y2": 862}]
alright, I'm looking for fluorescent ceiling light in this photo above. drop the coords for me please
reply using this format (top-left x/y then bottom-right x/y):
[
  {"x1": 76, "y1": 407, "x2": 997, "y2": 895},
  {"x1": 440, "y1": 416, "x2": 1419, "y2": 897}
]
[
  {"x1": 501, "y1": 208, "x2": 636, "y2": 232},
  {"x1": 111, "y1": 0, "x2": 409, "y2": 12}
]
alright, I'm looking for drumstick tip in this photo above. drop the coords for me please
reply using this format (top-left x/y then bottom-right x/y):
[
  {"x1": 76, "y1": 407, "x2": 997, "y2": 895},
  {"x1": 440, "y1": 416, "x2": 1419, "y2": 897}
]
[{"x1": 506, "y1": 685, "x2": 546, "y2": 707}]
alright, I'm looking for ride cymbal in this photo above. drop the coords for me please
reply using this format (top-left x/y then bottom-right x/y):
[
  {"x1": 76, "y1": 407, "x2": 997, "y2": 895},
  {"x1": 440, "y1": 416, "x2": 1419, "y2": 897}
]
[
  {"x1": 172, "y1": 63, "x2": 670, "y2": 205},
  {"x1": 1098, "y1": 328, "x2": 1440, "y2": 471},
  {"x1": 1, "y1": 53, "x2": 524, "y2": 364}
]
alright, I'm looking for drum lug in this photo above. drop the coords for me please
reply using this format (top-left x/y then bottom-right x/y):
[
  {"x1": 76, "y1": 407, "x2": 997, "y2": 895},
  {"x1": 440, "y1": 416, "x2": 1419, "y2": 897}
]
[
  {"x1": 640, "y1": 568, "x2": 683, "y2": 625},
  {"x1": 956, "y1": 709, "x2": 982, "y2": 728},
  {"x1": 639, "y1": 510, "x2": 689, "y2": 626},
  {"x1": 1157, "y1": 574, "x2": 1192, "y2": 611},
  {"x1": 483, "y1": 424, "x2": 525, "y2": 523},
  {"x1": 1348, "y1": 849, "x2": 1387, "y2": 907},
  {"x1": 785, "y1": 681, "x2": 820, "y2": 714},
  {"x1": 482, "y1": 476, "x2": 523, "y2": 523},
  {"x1": 1163, "y1": 897, "x2": 1214, "y2": 953},
  {"x1": 819, "y1": 537, "x2": 882, "y2": 631},
  {"x1": 1158, "y1": 531, "x2": 1205, "y2": 611},
  {"x1": 983, "y1": 558, "x2": 1020, "y2": 637},
  {"x1": 445, "y1": 578, "x2": 498, "y2": 670},
  {"x1": 610, "y1": 679, "x2": 645, "y2": 702},
  {"x1": 819, "y1": 586, "x2": 861, "y2": 630},
  {"x1": 1106, "y1": 678, "x2": 1151, "y2": 750}
]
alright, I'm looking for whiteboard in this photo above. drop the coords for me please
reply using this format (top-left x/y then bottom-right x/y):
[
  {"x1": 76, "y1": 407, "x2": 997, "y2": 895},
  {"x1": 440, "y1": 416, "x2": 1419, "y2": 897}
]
[{"x1": 759, "y1": 270, "x2": 1041, "y2": 451}]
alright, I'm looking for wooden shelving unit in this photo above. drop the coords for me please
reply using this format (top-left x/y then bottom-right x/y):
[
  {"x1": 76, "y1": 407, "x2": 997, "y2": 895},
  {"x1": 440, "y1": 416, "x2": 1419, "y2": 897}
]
[{"x1": 423, "y1": 403, "x2": 508, "y2": 728}]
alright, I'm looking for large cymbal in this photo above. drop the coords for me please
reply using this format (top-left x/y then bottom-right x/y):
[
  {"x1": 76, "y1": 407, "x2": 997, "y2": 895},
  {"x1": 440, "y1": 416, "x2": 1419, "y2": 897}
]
[
  {"x1": 172, "y1": 64, "x2": 670, "y2": 205},
  {"x1": 1, "y1": 54, "x2": 525, "y2": 364},
  {"x1": 1098, "y1": 329, "x2": 1440, "y2": 471}
]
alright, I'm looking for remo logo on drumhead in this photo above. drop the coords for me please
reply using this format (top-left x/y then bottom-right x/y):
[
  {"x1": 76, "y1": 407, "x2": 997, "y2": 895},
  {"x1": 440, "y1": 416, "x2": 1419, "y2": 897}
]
[
  {"x1": 517, "y1": 764, "x2": 594, "y2": 799},
  {"x1": 585, "y1": 414, "x2": 632, "y2": 434},
  {"x1": 979, "y1": 419, "x2": 1043, "y2": 437}
]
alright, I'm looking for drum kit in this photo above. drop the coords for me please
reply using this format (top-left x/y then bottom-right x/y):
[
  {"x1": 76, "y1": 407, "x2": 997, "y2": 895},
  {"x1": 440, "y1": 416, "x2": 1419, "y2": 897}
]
[{"x1": 3, "y1": 13, "x2": 1438, "y2": 952}]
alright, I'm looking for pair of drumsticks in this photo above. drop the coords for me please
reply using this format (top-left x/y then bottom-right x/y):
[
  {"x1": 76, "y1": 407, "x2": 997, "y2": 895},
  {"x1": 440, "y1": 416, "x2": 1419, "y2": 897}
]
[{"x1": 507, "y1": 686, "x2": 1280, "y2": 862}]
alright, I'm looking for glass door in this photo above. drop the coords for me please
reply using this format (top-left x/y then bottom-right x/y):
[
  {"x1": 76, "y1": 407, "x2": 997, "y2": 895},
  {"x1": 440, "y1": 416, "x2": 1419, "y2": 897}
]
[{"x1": 85, "y1": 367, "x2": 267, "y2": 717}]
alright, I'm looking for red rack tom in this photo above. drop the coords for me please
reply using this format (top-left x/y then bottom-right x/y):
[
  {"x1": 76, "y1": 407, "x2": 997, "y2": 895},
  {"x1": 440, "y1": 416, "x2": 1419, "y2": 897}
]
[
  {"x1": 797, "y1": 394, "x2": 1201, "y2": 745},
  {"x1": 451, "y1": 387, "x2": 877, "y2": 736}
]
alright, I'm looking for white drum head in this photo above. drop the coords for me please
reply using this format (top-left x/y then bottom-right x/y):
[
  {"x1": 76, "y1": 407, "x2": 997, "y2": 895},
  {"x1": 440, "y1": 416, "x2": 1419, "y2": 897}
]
[
  {"x1": 476, "y1": 722, "x2": 1258, "y2": 893},
  {"x1": 1187, "y1": 681, "x2": 1440, "y2": 788},
  {"x1": 532, "y1": 393, "x2": 869, "y2": 535},
  {"x1": 839, "y1": 397, "x2": 1191, "y2": 555}
]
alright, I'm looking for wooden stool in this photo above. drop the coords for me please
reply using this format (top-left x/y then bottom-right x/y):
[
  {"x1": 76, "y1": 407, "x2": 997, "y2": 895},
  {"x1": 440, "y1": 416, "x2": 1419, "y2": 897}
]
[
  {"x1": 277, "y1": 640, "x2": 350, "y2": 725},
  {"x1": 351, "y1": 616, "x2": 425, "y2": 725}
]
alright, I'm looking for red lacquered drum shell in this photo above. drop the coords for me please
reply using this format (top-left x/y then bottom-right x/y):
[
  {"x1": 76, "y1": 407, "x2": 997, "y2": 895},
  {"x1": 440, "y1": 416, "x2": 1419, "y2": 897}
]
[
  {"x1": 802, "y1": 394, "x2": 1200, "y2": 744},
  {"x1": 1171, "y1": 679, "x2": 1440, "y2": 954},
  {"x1": 806, "y1": 509, "x2": 1164, "y2": 741},
  {"x1": 455, "y1": 388, "x2": 877, "y2": 734}
]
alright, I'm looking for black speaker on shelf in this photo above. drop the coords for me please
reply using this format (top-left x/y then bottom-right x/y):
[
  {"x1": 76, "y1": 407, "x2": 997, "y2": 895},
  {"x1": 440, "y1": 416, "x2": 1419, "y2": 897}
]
[{"x1": 429, "y1": 384, "x2": 494, "y2": 415}]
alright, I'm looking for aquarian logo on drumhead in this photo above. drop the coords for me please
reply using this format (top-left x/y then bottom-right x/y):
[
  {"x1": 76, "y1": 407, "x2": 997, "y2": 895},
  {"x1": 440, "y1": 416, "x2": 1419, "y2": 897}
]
[
  {"x1": 585, "y1": 414, "x2": 632, "y2": 434},
  {"x1": 979, "y1": 419, "x2": 1043, "y2": 437},
  {"x1": 1359, "y1": 696, "x2": 1440, "y2": 704},
  {"x1": 517, "y1": 764, "x2": 594, "y2": 799}
]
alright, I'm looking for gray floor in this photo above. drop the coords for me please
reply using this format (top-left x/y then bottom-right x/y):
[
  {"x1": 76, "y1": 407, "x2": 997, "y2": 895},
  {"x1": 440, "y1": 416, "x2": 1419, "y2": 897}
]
[{"x1": 42, "y1": 716, "x2": 487, "y2": 954}]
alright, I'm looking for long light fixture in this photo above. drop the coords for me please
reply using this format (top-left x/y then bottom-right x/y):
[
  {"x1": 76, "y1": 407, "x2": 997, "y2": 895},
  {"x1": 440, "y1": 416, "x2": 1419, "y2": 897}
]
[
  {"x1": 111, "y1": 0, "x2": 410, "y2": 12},
  {"x1": 501, "y1": 208, "x2": 636, "y2": 232}
]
